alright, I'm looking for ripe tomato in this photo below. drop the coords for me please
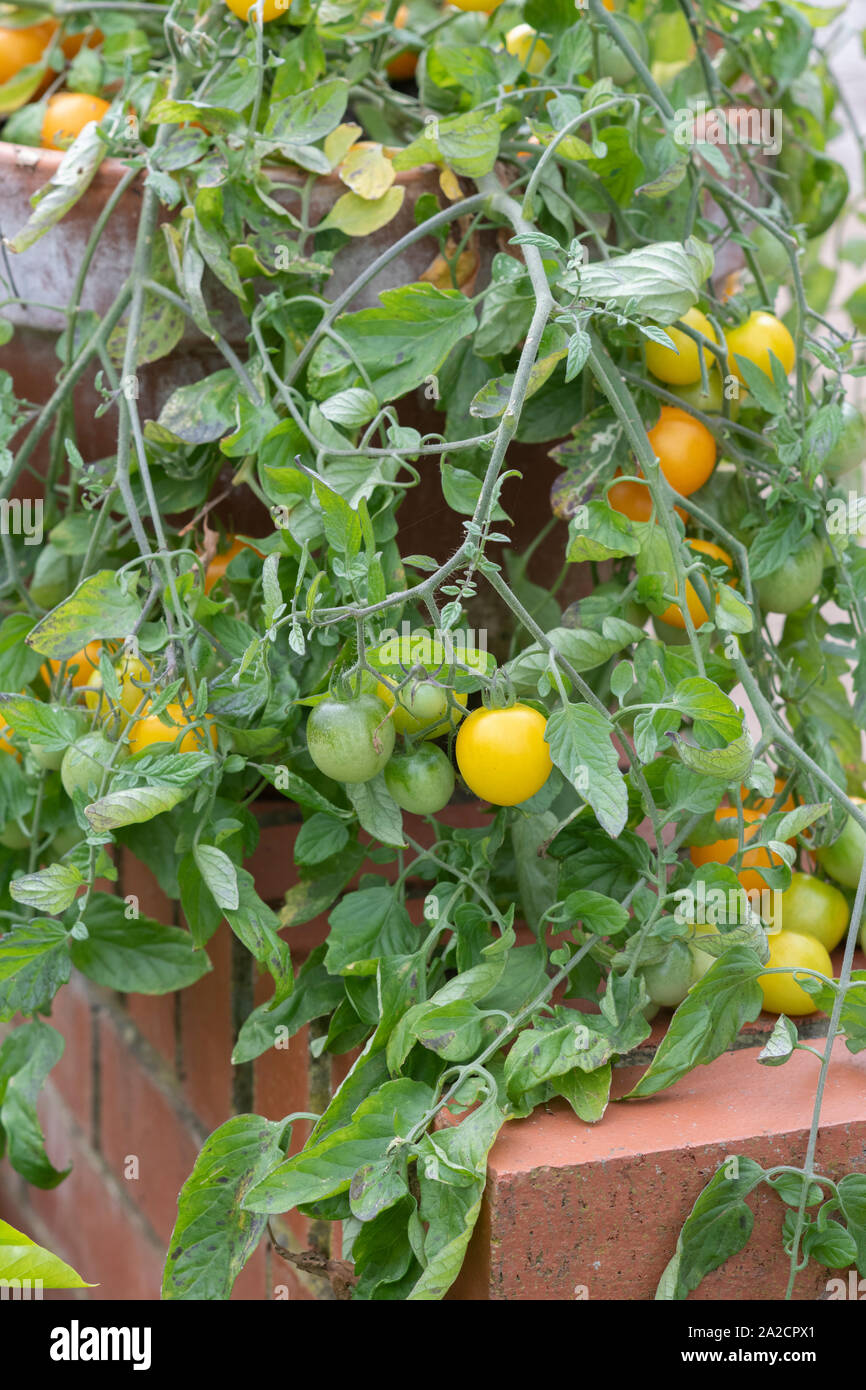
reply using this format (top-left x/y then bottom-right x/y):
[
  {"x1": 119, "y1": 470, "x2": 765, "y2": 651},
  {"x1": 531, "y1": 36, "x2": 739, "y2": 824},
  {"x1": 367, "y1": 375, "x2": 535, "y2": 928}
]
[
  {"x1": 127, "y1": 702, "x2": 218, "y2": 757},
  {"x1": 306, "y1": 694, "x2": 395, "y2": 784},
  {"x1": 0, "y1": 22, "x2": 56, "y2": 84},
  {"x1": 60, "y1": 27, "x2": 103, "y2": 59},
  {"x1": 646, "y1": 406, "x2": 717, "y2": 497},
  {"x1": 85, "y1": 654, "x2": 153, "y2": 729},
  {"x1": 456, "y1": 704, "x2": 552, "y2": 807},
  {"x1": 816, "y1": 805, "x2": 866, "y2": 891},
  {"x1": 742, "y1": 776, "x2": 797, "y2": 815},
  {"x1": 384, "y1": 743, "x2": 455, "y2": 815},
  {"x1": 60, "y1": 732, "x2": 122, "y2": 800},
  {"x1": 765, "y1": 872, "x2": 850, "y2": 952},
  {"x1": 367, "y1": 6, "x2": 416, "y2": 81},
  {"x1": 607, "y1": 474, "x2": 687, "y2": 525},
  {"x1": 505, "y1": 24, "x2": 551, "y2": 74},
  {"x1": 689, "y1": 806, "x2": 782, "y2": 895},
  {"x1": 41, "y1": 93, "x2": 111, "y2": 150},
  {"x1": 725, "y1": 310, "x2": 795, "y2": 382},
  {"x1": 658, "y1": 537, "x2": 733, "y2": 629},
  {"x1": 754, "y1": 534, "x2": 823, "y2": 615},
  {"x1": 376, "y1": 676, "x2": 467, "y2": 739},
  {"x1": 42, "y1": 641, "x2": 102, "y2": 691},
  {"x1": 224, "y1": 0, "x2": 290, "y2": 20},
  {"x1": 0, "y1": 724, "x2": 16, "y2": 758},
  {"x1": 821, "y1": 401, "x2": 865, "y2": 480},
  {"x1": 203, "y1": 537, "x2": 264, "y2": 594},
  {"x1": 758, "y1": 929, "x2": 832, "y2": 1016},
  {"x1": 449, "y1": 0, "x2": 504, "y2": 11},
  {"x1": 645, "y1": 307, "x2": 718, "y2": 387}
]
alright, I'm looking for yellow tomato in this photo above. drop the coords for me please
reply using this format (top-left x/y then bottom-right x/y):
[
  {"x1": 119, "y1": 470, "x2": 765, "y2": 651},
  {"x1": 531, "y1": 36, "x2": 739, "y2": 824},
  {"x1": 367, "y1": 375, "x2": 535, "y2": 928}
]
[
  {"x1": 0, "y1": 725, "x2": 16, "y2": 758},
  {"x1": 85, "y1": 654, "x2": 153, "y2": 728},
  {"x1": 127, "y1": 702, "x2": 217, "y2": 756},
  {"x1": 449, "y1": 0, "x2": 504, "y2": 10},
  {"x1": 456, "y1": 704, "x2": 552, "y2": 807},
  {"x1": 645, "y1": 307, "x2": 718, "y2": 386},
  {"x1": 725, "y1": 310, "x2": 795, "y2": 382},
  {"x1": 766, "y1": 872, "x2": 850, "y2": 953},
  {"x1": 41, "y1": 93, "x2": 111, "y2": 150},
  {"x1": 224, "y1": 0, "x2": 290, "y2": 20},
  {"x1": 758, "y1": 929, "x2": 832, "y2": 1016},
  {"x1": 505, "y1": 24, "x2": 551, "y2": 74},
  {"x1": 0, "y1": 22, "x2": 56, "y2": 84},
  {"x1": 658, "y1": 538, "x2": 733, "y2": 629}
]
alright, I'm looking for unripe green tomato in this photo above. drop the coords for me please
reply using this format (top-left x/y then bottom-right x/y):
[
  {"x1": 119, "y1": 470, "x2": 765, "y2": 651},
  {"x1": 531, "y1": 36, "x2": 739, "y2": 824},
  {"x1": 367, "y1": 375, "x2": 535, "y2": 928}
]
[
  {"x1": 0, "y1": 821, "x2": 30, "y2": 850},
  {"x1": 597, "y1": 14, "x2": 649, "y2": 84},
  {"x1": 60, "y1": 733, "x2": 121, "y2": 800},
  {"x1": 816, "y1": 812, "x2": 866, "y2": 892},
  {"x1": 52, "y1": 823, "x2": 86, "y2": 856},
  {"x1": 31, "y1": 743, "x2": 64, "y2": 771},
  {"x1": 671, "y1": 369, "x2": 742, "y2": 421},
  {"x1": 642, "y1": 940, "x2": 694, "y2": 1007},
  {"x1": 750, "y1": 225, "x2": 794, "y2": 283},
  {"x1": 822, "y1": 402, "x2": 866, "y2": 480},
  {"x1": 306, "y1": 695, "x2": 395, "y2": 784},
  {"x1": 384, "y1": 743, "x2": 455, "y2": 815},
  {"x1": 754, "y1": 534, "x2": 824, "y2": 615}
]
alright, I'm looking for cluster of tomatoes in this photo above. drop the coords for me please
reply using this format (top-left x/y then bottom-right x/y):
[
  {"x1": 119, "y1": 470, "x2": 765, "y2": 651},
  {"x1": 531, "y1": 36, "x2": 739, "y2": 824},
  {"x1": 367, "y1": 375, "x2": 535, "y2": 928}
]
[
  {"x1": 0, "y1": 18, "x2": 110, "y2": 150},
  {"x1": 305, "y1": 631, "x2": 552, "y2": 816}
]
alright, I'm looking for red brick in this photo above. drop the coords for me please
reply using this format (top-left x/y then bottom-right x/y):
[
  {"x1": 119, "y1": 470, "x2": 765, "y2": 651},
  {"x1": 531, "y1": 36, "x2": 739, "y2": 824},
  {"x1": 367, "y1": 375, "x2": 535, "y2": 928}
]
[
  {"x1": 177, "y1": 923, "x2": 233, "y2": 1131},
  {"x1": 231, "y1": 1240, "x2": 269, "y2": 1300},
  {"x1": 24, "y1": 1086, "x2": 166, "y2": 1300},
  {"x1": 246, "y1": 821, "x2": 298, "y2": 903},
  {"x1": 46, "y1": 973, "x2": 95, "y2": 1136},
  {"x1": 97, "y1": 1010, "x2": 203, "y2": 1246},
  {"x1": 119, "y1": 846, "x2": 174, "y2": 924},
  {"x1": 451, "y1": 1043, "x2": 866, "y2": 1301},
  {"x1": 125, "y1": 992, "x2": 177, "y2": 1067}
]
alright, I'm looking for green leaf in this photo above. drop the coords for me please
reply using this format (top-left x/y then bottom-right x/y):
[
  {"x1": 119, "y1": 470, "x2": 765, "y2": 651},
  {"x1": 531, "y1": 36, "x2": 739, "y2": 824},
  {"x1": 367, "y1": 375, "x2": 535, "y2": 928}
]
[
  {"x1": 553, "y1": 1062, "x2": 611, "y2": 1123},
  {"x1": 224, "y1": 871, "x2": 292, "y2": 998},
  {"x1": 677, "y1": 730, "x2": 754, "y2": 780},
  {"x1": 0, "y1": 695, "x2": 85, "y2": 752},
  {"x1": 345, "y1": 776, "x2": 406, "y2": 850},
  {"x1": 0, "y1": 614, "x2": 43, "y2": 690},
  {"x1": 150, "y1": 370, "x2": 239, "y2": 446},
  {"x1": 72, "y1": 893, "x2": 211, "y2": 994},
  {"x1": 85, "y1": 782, "x2": 191, "y2": 832},
  {"x1": 837, "y1": 1174, "x2": 866, "y2": 1277},
  {"x1": 178, "y1": 852, "x2": 224, "y2": 948},
  {"x1": 263, "y1": 78, "x2": 349, "y2": 146},
  {"x1": 626, "y1": 948, "x2": 765, "y2": 1098},
  {"x1": 294, "y1": 814, "x2": 350, "y2": 868},
  {"x1": 326, "y1": 886, "x2": 418, "y2": 976},
  {"x1": 242, "y1": 1079, "x2": 433, "y2": 1213},
  {"x1": 5, "y1": 123, "x2": 107, "y2": 253},
  {"x1": 0, "y1": 920, "x2": 71, "y2": 1022},
  {"x1": 438, "y1": 111, "x2": 502, "y2": 177},
  {"x1": 10, "y1": 863, "x2": 84, "y2": 916},
  {"x1": 232, "y1": 947, "x2": 343, "y2": 1066},
  {"x1": 25, "y1": 571, "x2": 142, "y2": 659},
  {"x1": 0, "y1": 1022, "x2": 69, "y2": 1187},
  {"x1": 757, "y1": 1014, "x2": 798, "y2": 1066},
  {"x1": 0, "y1": 1220, "x2": 93, "y2": 1289},
  {"x1": 802, "y1": 1219, "x2": 858, "y2": 1270},
  {"x1": 163, "y1": 1114, "x2": 289, "y2": 1300},
  {"x1": 545, "y1": 703, "x2": 628, "y2": 836},
  {"x1": 655, "y1": 1158, "x2": 765, "y2": 1299},
  {"x1": 193, "y1": 844, "x2": 239, "y2": 913},
  {"x1": 571, "y1": 237, "x2": 714, "y2": 325},
  {"x1": 349, "y1": 1152, "x2": 409, "y2": 1223}
]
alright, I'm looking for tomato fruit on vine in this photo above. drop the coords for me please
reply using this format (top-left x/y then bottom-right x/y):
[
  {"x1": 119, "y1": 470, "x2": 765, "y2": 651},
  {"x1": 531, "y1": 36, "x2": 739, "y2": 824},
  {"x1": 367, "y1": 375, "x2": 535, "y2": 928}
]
[
  {"x1": 505, "y1": 25, "x2": 551, "y2": 73},
  {"x1": 376, "y1": 676, "x2": 467, "y2": 738},
  {"x1": 689, "y1": 806, "x2": 781, "y2": 894},
  {"x1": 658, "y1": 537, "x2": 733, "y2": 629},
  {"x1": 224, "y1": 0, "x2": 289, "y2": 21},
  {"x1": 607, "y1": 475, "x2": 687, "y2": 525},
  {"x1": 43, "y1": 641, "x2": 102, "y2": 690},
  {"x1": 448, "y1": 0, "x2": 504, "y2": 11},
  {"x1": 724, "y1": 310, "x2": 795, "y2": 382},
  {"x1": 367, "y1": 6, "x2": 416, "y2": 82},
  {"x1": 743, "y1": 776, "x2": 797, "y2": 815},
  {"x1": 816, "y1": 808, "x2": 866, "y2": 891},
  {"x1": 456, "y1": 704, "x2": 552, "y2": 806},
  {"x1": 60, "y1": 733, "x2": 122, "y2": 800},
  {"x1": 203, "y1": 538, "x2": 264, "y2": 594},
  {"x1": 384, "y1": 743, "x2": 455, "y2": 815},
  {"x1": 754, "y1": 534, "x2": 823, "y2": 615},
  {"x1": 0, "y1": 23, "x2": 56, "y2": 83},
  {"x1": 758, "y1": 929, "x2": 832, "y2": 1016},
  {"x1": 645, "y1": 306, "x2": 717, "y2": 386},
  {"x1": 646, "y1": 406, "x2": 717, "y2": 496},
  {"x1": 642, "y1": 940, "x2": 694, "y2": 1007},
  {"x1": 597, "y1": 14, "x2": 649, "y2": 83},
  {"x1": 128, "y1": 702, "x2": 217, "y2": 756},
  {"x1": 670, "y1": 369, "x2": 742, "y2": 420},
  {"x1": 306, "y1": 694, "x2": 395, "y2": 784},
  {"x1": 750, "y1": 225, "x2": 793, "y2": 282},
  {"x1": 821, "y1": 401, "x2": 866, "y2": 480},
  {"x1": 766, "y1": 872, "x2": 850, "y2": 952},
  {"x1": 41, "y1": 92, "x2": 111, "y2": 150}
]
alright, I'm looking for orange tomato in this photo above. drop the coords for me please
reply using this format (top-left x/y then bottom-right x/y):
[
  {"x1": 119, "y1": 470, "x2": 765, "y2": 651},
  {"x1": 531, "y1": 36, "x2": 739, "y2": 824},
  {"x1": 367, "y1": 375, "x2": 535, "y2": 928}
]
[
  {"x1": 41, "y1": 92, "x2": 111, "y2": 150},
  {"x1": 42, "y1": 641, "x2": 103, "y2": 691},
  {"x1": 60, "y1": 27, "x2": 104, "y2": 59},
  {"x1": 0, "y1": 22, "x2": 57, "y2": 84},
  {"x1": 368, "y1": 6, "x2": 417, "y2": 81},
  {"x1": 742, "y1": 776, "x2": 797, "y2": 815},
  {"x1": 646, "y1": 406, "x2": 717, "y2": 497},
  {"x1": 608, "y1": 473, "x2": 688, "y2": 525},
  {"x1": 202, "y1": 537, "x2": 265, "y2": 595},
  {"x1": 689, "y1": 806, "x2": 783, "y2": 895},
  {"x1": 658, "y1": 538, "x2": 733, "y2": 629}
]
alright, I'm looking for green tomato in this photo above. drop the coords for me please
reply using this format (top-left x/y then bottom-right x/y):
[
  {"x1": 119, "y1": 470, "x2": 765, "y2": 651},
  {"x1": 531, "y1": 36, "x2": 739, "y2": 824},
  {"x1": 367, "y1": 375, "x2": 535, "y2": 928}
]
[
  {"x1": 671, "y1": 369, "x2": 742, "y2": 422},
  {"x1": 597, "y1": 14, "x2": 649, "y2": 84},
  {"x1": 60, "y1": 733, "x2": 121, "y2": 800},
  {"x1": 30, "y1": 743, "x2": 65, "y2": 771},
  {"x1": 750, "y1": 225, "x2": 794, "y2": 283},
  {"x1": 816, "y1": 812, "x2": 866, "y2": 892},
  {"x1": 384, "y1": 743, "x2": 455, "y2": 815},
  {"x1": 0, "y1": 820, "x2": 30, "y2": 850},
  {"x1": 822, "y1": 402, "x2": 866, "y2": 480},
  {"x1": 642, "y1": 940, "x2": 694, "y2": 1008},
  {"x1": 52, "y1": 823, "x2": 86, "y2": 856},
  {"x1": 306, "y1": 695, "x2": 395, "y2": 785},
  {"x1": 755, "y1": 534, "x2": 823, "y2": 615}
]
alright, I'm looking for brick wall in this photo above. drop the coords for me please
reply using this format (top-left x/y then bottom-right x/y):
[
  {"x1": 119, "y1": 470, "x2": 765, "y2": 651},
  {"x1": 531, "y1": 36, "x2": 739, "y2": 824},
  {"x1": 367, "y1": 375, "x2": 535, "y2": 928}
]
[{"x1": 0, "y1": 801, "x2": 486, "y2": 1301}]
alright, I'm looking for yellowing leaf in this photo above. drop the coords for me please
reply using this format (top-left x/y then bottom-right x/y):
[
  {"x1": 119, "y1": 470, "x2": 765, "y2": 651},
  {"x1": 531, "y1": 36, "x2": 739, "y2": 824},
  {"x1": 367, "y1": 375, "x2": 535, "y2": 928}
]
[
  {"x1": 338, "y1": 143, "x2": 396, "y2": 201},
  {"x1": 324, "y1": 122, "x2": 363, "y2": 169},
  {"x1": 439, "y1": 168, "x2": 463, "y2": 202},
  {"x1": 420, "y1": 238, "x2": 479, "y2": 295},
  {"x1": 320, "y1": 186, "x2": 405, "y2": 237}
]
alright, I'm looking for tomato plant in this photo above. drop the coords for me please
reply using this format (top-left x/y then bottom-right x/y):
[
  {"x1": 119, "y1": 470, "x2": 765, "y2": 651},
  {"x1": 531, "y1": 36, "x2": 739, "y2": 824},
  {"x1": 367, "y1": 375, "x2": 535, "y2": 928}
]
[{"x1": 0, "y1": 0, "x2": 864, "y2": 1311}]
